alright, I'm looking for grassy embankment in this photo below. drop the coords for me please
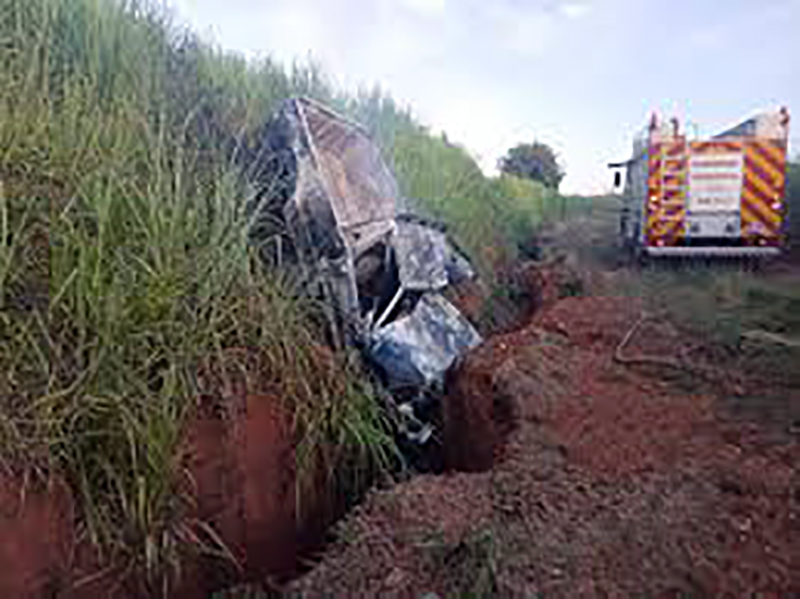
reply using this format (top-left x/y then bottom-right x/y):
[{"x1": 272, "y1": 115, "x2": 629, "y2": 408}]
[
  {"x1": 0, "y1": 0, "x2": 585, "y2": 591},
  {"x1": 1, "y1": 0, "x2": 392, "y2": 590}
]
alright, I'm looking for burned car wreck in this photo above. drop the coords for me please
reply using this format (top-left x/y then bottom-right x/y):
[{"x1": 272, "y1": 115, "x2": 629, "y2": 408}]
[{"x1": 246, "y1": 97, "x2": 482, "y2": 461}]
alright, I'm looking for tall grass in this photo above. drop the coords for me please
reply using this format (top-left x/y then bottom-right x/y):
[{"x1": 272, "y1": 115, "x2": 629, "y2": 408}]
[
  {"x1": 391, "y1": 128, "x2": 546, "y2": 278},
  {"x1": 1, "y1": 0, "x2": 584, "y2": 591},
  {"x1": 1, "y1": 0, "x2": 391, "y2": 593},
  {"x1": 387, "y1": 124, "x2": 590, "y2": 283}
]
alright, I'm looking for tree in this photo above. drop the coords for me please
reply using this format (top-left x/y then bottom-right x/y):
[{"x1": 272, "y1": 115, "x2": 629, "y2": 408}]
[{"x1": 498, "y1": 141, "x2": 565, "y2": 190}]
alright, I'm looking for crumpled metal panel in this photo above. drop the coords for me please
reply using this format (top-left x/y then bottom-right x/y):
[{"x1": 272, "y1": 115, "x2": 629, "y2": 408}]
[
  {"x1": 298, "y1": 99, "x2": 398, "y2": 256},
  {"x1": 368, "y1": 294, "x2": 483, "y2": 390},
  {"x1": 445, "y1": 241, "x2": 476, "y2": 285},
  {"x1": 248, "y1": 96, "x2": 400, "y2": 261},
  {"x1": 393, "y1": 220, "x2": 448, "y2": 291},
  {"x1": 247, "y1": 97, "x2": 404, "y2": 328},
  {"x1": 288, "y1": 152, "x2": 347, "y2": 262},
  {"x1": 248, "y1": 97, "x2": 483, "y2": 382},
  {"x1": 344, "y1": 220, "x2": 396, "y2": 259}
]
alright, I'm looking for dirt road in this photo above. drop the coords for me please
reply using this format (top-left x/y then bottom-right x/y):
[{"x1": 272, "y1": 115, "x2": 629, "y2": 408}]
[{"x1": 287, "y1": 210, "x2": 799, "y2": 597}]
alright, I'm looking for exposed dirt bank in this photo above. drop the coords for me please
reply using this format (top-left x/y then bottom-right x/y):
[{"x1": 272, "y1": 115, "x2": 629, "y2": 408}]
[{"x1": 289, "y1": 292, "x2": 798, "y2": 597}]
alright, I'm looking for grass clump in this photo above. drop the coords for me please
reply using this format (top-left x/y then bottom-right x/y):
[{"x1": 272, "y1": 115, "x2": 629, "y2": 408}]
[
  {"x1": 1, "y1": 0, "x2": 587, "y2": 592},
  {"x1": 1, "y1": 0, "x2": 392, "y2": 593}
]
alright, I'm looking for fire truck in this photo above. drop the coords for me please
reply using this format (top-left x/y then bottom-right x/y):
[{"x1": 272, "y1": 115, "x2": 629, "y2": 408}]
[{"x1": 610, "y1": 107, "x2": 790, "y2": 257}]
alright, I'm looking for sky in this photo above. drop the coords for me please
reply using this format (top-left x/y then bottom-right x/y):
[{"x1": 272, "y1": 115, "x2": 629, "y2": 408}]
[{"x1": 169, "y1": 0, "x2": 800, "y2": 194}]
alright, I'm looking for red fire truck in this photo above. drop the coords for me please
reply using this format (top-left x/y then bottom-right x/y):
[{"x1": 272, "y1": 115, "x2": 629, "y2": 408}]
[{"x1": 611, "y1": 107, "x2": 790, "y2": 257}]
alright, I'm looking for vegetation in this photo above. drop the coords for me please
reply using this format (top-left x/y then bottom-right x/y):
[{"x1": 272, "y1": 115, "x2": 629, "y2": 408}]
[
  {"x1": 0, "y1": 0, "x2": 588, "y2": 593},
  {"x1": 390, "y1": 128, "x2": 587, "y2": 282},
  {"x1": 498, "y1": 141, "x2": 565, "y2": 190},
  {"x1": 0, "y1": 0, "x2": 390, "y2": 593}
]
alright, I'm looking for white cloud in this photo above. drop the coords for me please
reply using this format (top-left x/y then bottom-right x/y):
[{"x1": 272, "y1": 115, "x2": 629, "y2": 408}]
[
  {"x1": 560, "y1": 2, "x2": 590, "y2": 19},
  {"x1": 428, "y1": 90, "x2": 513, "y2": 171},
  {"x1": 688, "y1": 25, "x2": 727, "y2": 50},
  {"x1": 508, "y1": 11, "x2": 555, "y2": 57},
  {"x1": 260, "y1": 3, "x2": 326, "y2": 65},
  {"x1": 687, "y1": 1, "x2": 796, "y2": 53},
  {"x1": 483, "y1": 1, "x2": 590, "y2": 58}
]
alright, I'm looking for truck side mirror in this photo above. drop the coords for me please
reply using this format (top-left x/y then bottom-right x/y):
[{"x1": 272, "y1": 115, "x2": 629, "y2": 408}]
[{"x1": 614, "y1": 171, "x2": 622, "y2": 189}]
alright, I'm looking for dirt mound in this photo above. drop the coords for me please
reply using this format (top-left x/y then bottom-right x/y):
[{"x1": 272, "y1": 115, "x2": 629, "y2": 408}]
[
  {"x1": 535, "y1": 295, "x2": 643, "y2": 350},
  {"x1": 288, "y1": 473, "x2": 494, "y2": 597},
  {"x1": 442, "y1": 324, "x2": 577, "y2": 472},
  {"x1": 289, "y1": 295, "x2": 798, "y2": 596},
  {"x1": 443, "y1": 295, "x2": 647, "y2": 473},
  {"x1": 489, "y1": 444, "x2": 796, "y2": 597}
]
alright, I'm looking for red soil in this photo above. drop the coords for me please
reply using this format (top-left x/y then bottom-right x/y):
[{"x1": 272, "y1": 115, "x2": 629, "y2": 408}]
[
  {"x1": 182, "y1": 391, "x2": 297, "y2": 591},
  {"x1": 0, "y1": 347, "x2": 326, "y2": 598},
  {"x1": 291, "y1": 294, "x2": 799, "y2": 597},
  {"x1": 0, "y1": 474, "x2": 73, "y2": 599}
]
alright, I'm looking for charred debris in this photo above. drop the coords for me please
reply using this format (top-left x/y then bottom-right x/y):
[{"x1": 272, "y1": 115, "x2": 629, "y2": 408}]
[{"x1": 245, "y1": 97, "x2": 482, "y2": 470}]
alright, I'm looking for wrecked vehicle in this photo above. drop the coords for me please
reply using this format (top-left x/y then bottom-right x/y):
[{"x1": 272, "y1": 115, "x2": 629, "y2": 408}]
[{"x1": 246, "y1": 97, "x2": 481, "y2": 456}]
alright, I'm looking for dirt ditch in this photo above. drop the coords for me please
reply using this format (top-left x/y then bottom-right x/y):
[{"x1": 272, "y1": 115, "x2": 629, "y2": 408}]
[
  {"x1": 288, "y1": 291, "x2": 799, "y2": 597},
  {"x1": 3, "y1": 254, "x2": 798, "y2": 597},
  {"x1": 0, "y1": 348, "x2": 355, "y2": 598}
]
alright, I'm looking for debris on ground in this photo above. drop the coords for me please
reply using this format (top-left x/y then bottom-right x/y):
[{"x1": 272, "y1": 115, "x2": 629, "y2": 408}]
[
  {"x1": 246, "y1": 97, "x2": 482, "y2": 458},
  {"x1": 288, "y1": 293, "x2": 799, "y2": 597}
]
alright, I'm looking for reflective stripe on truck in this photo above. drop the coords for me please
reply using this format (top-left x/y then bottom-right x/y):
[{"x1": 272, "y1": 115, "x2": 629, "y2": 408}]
[
  {"x1": 613, "y1": 108, "x2": 789, "y2": 256},
  {"x1": 645, "y1": 137, "x2": 787, "y2": 250},
  {"x1": 741, "y1": 139, "x2": 786, "y2": 242},
  {"x1": 647, "y1": 139, "x2": 687, "y2": 246}
]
